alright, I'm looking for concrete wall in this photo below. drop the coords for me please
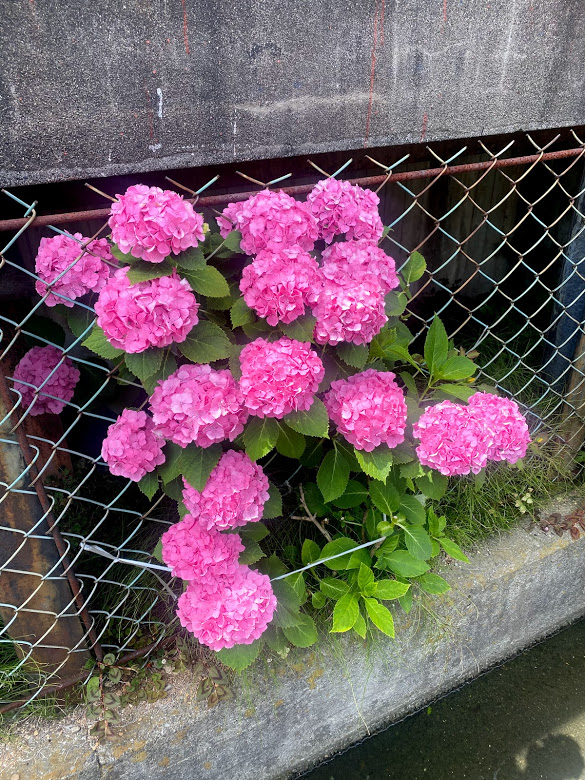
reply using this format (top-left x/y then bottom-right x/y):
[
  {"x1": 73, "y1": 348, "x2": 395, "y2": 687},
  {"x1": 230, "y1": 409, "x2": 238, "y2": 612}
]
[
  {"x1": 1, "y1": 0, "x2": 584, "y2": 186},
  {"x1": 2, "y1": 493, "x2": 585, "y2": 780}
]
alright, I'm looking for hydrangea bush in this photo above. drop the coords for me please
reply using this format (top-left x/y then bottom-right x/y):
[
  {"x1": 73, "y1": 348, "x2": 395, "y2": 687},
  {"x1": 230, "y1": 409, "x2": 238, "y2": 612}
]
[{"x1": 22, "y1": 180, "x2": 532, "y2": 671}]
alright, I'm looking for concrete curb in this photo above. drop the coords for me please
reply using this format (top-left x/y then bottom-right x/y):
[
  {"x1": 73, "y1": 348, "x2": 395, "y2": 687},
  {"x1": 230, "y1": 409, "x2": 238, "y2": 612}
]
[{"x1": 2, "y1": 493, "x2": 585, "y2": 780}]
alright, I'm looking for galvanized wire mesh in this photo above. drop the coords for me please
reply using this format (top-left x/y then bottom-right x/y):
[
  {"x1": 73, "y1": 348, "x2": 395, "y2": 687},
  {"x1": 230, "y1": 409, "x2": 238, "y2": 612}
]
[{"x1": 1, "y1": 129, "x2": 585, "y2": 711}]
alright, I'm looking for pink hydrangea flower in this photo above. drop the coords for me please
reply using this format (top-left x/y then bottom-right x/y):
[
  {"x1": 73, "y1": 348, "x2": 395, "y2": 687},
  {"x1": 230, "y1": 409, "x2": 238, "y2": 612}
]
[
  {"x1": 239, "y1": 247, "x2": 321, "y2": 326},
  {"x1": 12, "y1": 346, "x2": 80, "y2": 416},
  {"x1": 100, "y1": 409, "x2": 165, "y2": 481},
  {"x1": 226, "y1": 189, "x2": 318, "y2": 255},
  {"x1": 307, "y1": 178, "x2": 384, "y2": 243},
  {"x1": 176, "y1": 564, "x2": 277, "y2": 650},
  {"x1": 321, "y1": 240, "x2": 399, "y2": 294},
  {"x1": 161, "y1": 514, "x2": 244, "y2": 581},
  {"x1": 95, "y1": 267, "x2": 199, "y2": 353},
  {"x1": 150, "y1": 364, "x2": 248, "y2": 448},
  {"x1": 182, "y1": 450, "x2": 269, "y2": 531},
  {"x1": 312, "y1": 274, "x2": 387, "y2": 346},
  {"x1": 108, "y1": 184, "x2": 205, "y2": 264},
  {"x1": 34, "y1": 233, "x2": 114, "y2": 307},
  {"x1": 468, "y1": 392, "x2": 530, "y2": 464},
  {"x1": 217, "y1": 201, "x2": 245, "y2": 239},
  {"x1": 239, "y1": 337, "x2": 325, "y2": 418},
  {"x1": 413, "y1": 400, "x2": 492, "y2": 476},
  {"x1": 324, "y1": 370, "x2": 407, "y2": 452}
]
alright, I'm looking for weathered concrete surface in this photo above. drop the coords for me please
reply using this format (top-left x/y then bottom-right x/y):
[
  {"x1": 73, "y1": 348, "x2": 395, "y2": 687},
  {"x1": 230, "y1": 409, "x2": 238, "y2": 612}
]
[
  {"x1": 1, "y1": 0, "x2": 584, "y2": 186},
  {"x1": 2, "y1": 492, "x2": 585, "y2": 780}
]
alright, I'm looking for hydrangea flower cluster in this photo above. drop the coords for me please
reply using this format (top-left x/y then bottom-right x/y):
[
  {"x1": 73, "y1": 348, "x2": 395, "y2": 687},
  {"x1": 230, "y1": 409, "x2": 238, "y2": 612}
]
[
  {"x1": 108, "y1": 184, "x2": 205, "y2": 264},
  {"x1": 468, "y1": 392, "x2": 531, "y2": 464},
  {"x1": 324, "y1": 370, "x2": 407, "y2": 451},
  {"x1": 413, "y1": 400, "x2": 492, "y2": 476},
  {"x1": 414, "y1": 394, "x2": 530, "y2": 476},
  {"x1": 321, "y1": 240, "x2": 399, "y2": 294},
  {"x1": 240, "y1": 247, "x2": 321, "y2": 326},
  {"x1": 307, "y1": 178, "x2": 384, "y2": 243},
  {"x1": 177, "y1": 565, "x2": 277, "y2": 651},
  {"x1": 239, "y1": 337, "x2": 325, "y2": 418},
  {"x1": 160, "y1": 449, "x2": 275, "y2": 650},
  {"x1": 12, "y1": 346, "x2": 80, "y2": 416},
  {"x1": 182, "y1": 450, "x2": 269, "y2": 530},
  {"x1": 35, "y1": 234, "x2": 114, "y2": 307},
  {"x1": 95, "y1": 268, "x2": 199, "y2": 353},
  {"x1": 220, "y1": 189, "x2": 318, "y2": 255},
  {"x1": 161, "y1": 513, "x2": 244, "y2": 580},
  {"x1": 100, "y1": 409, "x2": 165, "y2": 481},
  {"x1": 312, "y1": 275, "x2": 387, "y2": 346},
  {"x1": 149, "y1": 364, "x2": 248, "y2": 447},
  {"x1": 216, "y1": 201, "x2": 244, "y2": 238}
]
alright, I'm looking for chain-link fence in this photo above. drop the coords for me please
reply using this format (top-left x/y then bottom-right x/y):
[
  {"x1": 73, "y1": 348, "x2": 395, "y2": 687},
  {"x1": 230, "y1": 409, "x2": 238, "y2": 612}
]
[{"x1": 1, "y1": 129, "x2": 584, "y2": 714}]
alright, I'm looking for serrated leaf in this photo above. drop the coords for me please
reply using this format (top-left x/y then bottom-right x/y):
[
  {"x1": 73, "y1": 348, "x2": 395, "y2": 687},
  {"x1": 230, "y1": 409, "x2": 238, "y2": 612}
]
[
  {"x1": 110, "y1": 245, "x2": 135, "y2": 264},
  {"x1": 138, "y1": 470, "x2": 159, "y2": 500},
  {"x1": 385, "y1": 291, "x2": 408, "y2": 316},
  {"x1": 416, "y1": 473, "x2": 448, "y2": 500},
  {"x1": 126, "y1": 259, "x2": 174, "y2": 284},
  {"x1": 142, "y1": 352, "x2": 177, "y2": 394},
  {"x1": 399, "y1": 588, "x2": 413, "y2": 614},
  {"x1": 362, "y1": 597, "x2": 395, "y2": 637},
  {"x1": 288, "y1": 572, "x2": 307, "y2": 605},
  {"x1": 401, "y1": 251, "x2": 426, "y2": 284},
  {"x1": 125, "y1": 348, "x2": 163, "y2": 382},
  {"x1": 317, "y1": 447, "x2": 350, "y2": 503},
  {"x1": 424, "y1": 317, "x2": 449, "y2": 375},
  {"x1": 263, "y1": 481, "x2": 283, "y2": 518},
  {"x1": 302, "y1": 482, "x2": 328, "y2": 517},
  {"x1": 183, "y1": 266, "x2": 230, "y2": 297},
  {"x1": 347, "y1": 547, "x2": 372, "y2": 569},
  {"x1": 216, "y1": 639, "x2": 262, "y2": 671},
  {"x1": 312, "y1": 591, "x2": 327, "y2": 609},
  {"x1": 220, "y1": 230, "x2": 242, "y2": 253},
  {"x1": 240, "y1": 521, "x2": 270, "y2": 542},
  {"x1": 369, "y1": 480, "x2": 401, "y2": 515},
  {"x1": 436, "y1": 355, "x2": 476, "y2": 381},
  {"x1": 301, "y1": 539, "x2": 321, "y2": 566},
  {"x1": 182, "y1": 444, "x2": 222, "y2": 491},
  {"x1": 375, "y1": 579, "x2": 410, "y2": 600},
  {"x1": 357, "y1": 563, "x2": 375, "y2": 595},
  {"x1": 438, "y1": 537, "x2": 470, "y2": 563},
  {"x1": 284, "y1": 398, "x2": 329, "y2": 438},
  {"x1": 66, "y1": 308, "x2": 96, "y2": 340},
  {"x1": 399, "y1": 494, "x2": 427, "y2": 525},
  {"x1": 401, "y1": 524, "x2": 433, "y2": 560},
  {"x1": 230, "y1": 297, "x2": 254, "y2": 328},
  {"x1": 82, "y1": 325, "x2": 124, "y2": 360},
  {"x1": 276, "y1": 424, "x2": 306, "y2": 459},
  {"x1": 158, "y1": 442, "x2": 185, "y2": 484},
  {"x1": 178, "y1": 320, "x2": 231, "y2": 363},
  {"x1": 243, "y1": 417, "x2": 279, "y2": 461},
  {"x1": 264, "y1": 625, "x2": 290, "y2": 654},
  {"x1": 332, "y1": 479, "x2": 368, "y2": 508},
  {"x1": 152, "y1": 539, "x2": 164, "y2": 563},
  {"x1": 280, "y1": 314, "x2": 316, "y2": 342},
  {"x1": 435, "y1": 383, "x2": 476, "y2": 401},
  {"x1": 174, "y1": 247, "x2": 206, "y2": 270},
  {"x1": 239, "y1": 538, "x2": 266, "y2": 565},
  {"x1": 378, "y1": 550, "x2": 430, "y2": 578},
  {"x1": 331, "y1": 592, "x2": 360, "y2": 632},
  {"x1": 336, "y1": 342, "x2": 369, "y2": 369},
  {"x1": 353, "y1": 609, "x2": 367, "y2": 638},
  {"x1": 257, "y1": 554, "x2": 288, "y2": 578},
  {"x1": 282, "y1": 614, "x2": 317, "y2": 648},
  {"x1": 418, "y1": 573, "x2": 451, "y2": 595},
  {"x1": 355, "y1": 446, "x2": 394, "y2": 482},
  {"x1": 319, "y1": 538, "x2": 358, "y2": 570},
  {"x1": 272, "y1": 579, "x2": 303, "y2": 628}
]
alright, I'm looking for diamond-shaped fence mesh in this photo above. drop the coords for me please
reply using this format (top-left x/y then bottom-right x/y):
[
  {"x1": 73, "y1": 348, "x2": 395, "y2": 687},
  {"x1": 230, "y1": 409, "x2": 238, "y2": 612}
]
[{"x1": 1, "y1": 130, "x2": 584, "y2": 713}]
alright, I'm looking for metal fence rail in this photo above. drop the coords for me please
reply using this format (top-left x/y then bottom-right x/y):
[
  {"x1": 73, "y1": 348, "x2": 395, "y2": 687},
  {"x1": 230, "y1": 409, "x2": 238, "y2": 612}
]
[{"x1": 1, "y1": 129, "x2": 585, "y2": 712}]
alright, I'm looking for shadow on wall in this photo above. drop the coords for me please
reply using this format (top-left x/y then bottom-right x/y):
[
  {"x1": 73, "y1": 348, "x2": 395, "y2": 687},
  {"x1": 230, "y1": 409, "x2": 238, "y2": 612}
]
[{"x1": 305, "y1": 620, "x2": 585, "y2": 780}]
